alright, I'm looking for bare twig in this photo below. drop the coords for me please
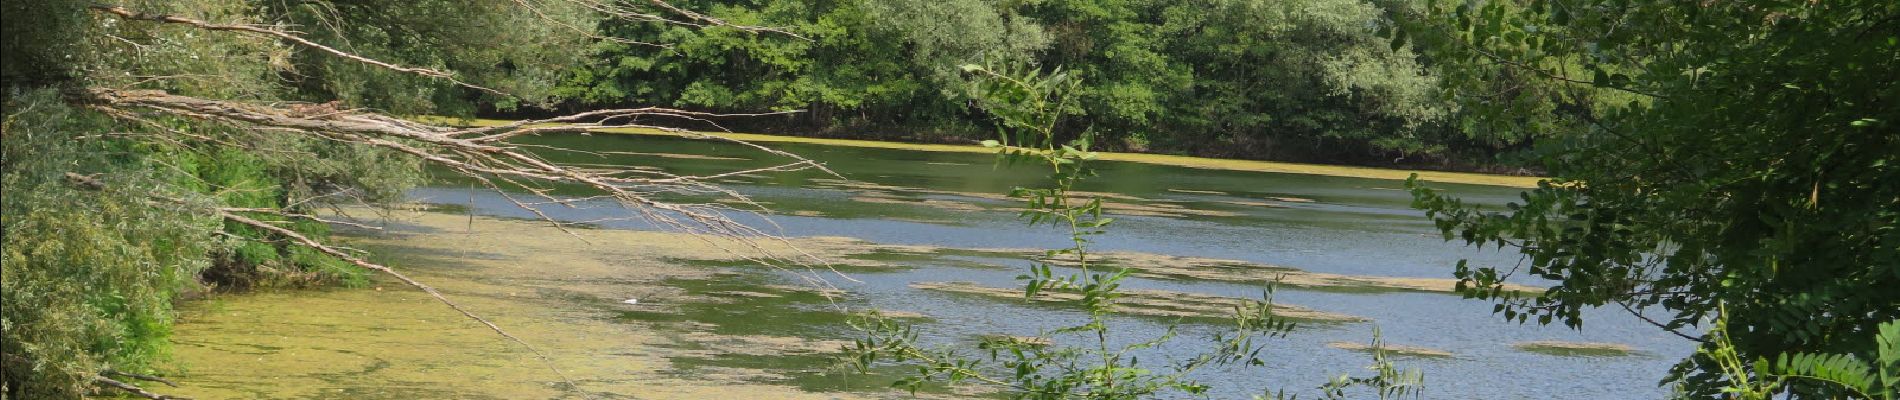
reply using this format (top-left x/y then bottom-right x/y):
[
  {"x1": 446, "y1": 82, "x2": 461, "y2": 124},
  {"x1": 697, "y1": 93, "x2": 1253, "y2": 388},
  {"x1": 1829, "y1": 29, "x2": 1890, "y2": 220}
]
[{"x1": 1616, "y1": 300, "x2": 1710, "y2": 344}]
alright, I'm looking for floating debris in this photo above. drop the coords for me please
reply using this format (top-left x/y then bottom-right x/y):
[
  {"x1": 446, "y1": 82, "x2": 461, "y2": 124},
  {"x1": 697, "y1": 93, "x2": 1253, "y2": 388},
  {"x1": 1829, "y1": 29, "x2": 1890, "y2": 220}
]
[
  {"x1": 854, "y1": 309, "x2": 929, "y2": 319},
  {"x1": 607, "y1": 151, "x2": 751, "y2": 161},
  {"x1": 849, "y1": 194, "x2": 990, "y2": 212},
  {"x1": 705, "y1": 290, "x2": 782, "y2": 299},
  {"x1": 1513, "y1": 341, "x2": 1641, "y2": 357},
  {"x1": 1051, "y1": 251, "x2": 1546, "y2": 294},
  {"x1": 909, "y1": 281, "x2": 1364, "y2": 323},
  {"x1": 1327, "y1": 341, "x2": 1454, "y2": 358},
  {"x1": 978, "y1": 334, "x2": 1051, "y2": 347},
  {"x1": 1167, "y1": 188, "x2": 1230, "y2": 196}
]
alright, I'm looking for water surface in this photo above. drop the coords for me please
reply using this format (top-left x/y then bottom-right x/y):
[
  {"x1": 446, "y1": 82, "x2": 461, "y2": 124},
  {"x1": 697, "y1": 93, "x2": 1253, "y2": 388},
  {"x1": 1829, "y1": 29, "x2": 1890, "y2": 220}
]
[{"x1": 172, "y1": 132, "x2": 1694, "y2": 399}]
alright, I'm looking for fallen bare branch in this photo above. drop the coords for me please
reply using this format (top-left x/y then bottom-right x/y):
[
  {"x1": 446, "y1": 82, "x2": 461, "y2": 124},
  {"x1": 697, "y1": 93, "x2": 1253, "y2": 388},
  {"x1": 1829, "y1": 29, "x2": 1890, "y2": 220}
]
[
  {"x1": 102, "y1": 370, "x2": 179, "y2": 387},
  {"x1": 74, "y1": 84, "x2": 867, "y2": 394},
  {"x1": 220, "y1": 207, "x2": 384, "y2": 231},
  {"x1": 95, "y1": 374, "x2": 190, "y2": 400},
  {"x1": 79, "y1": 88, "x2": 837, "y2": 245}
]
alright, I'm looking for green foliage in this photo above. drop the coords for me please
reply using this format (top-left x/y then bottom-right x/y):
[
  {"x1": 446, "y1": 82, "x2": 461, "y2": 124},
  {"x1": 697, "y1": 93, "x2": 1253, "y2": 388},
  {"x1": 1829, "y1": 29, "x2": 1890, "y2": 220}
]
[
  {"x1": 3, "y1": 0, "x2": 590, "y2": 111},
  {"x1": 863, "y1": 0, "x2": 1051, "y2": 90},
  {"x1": 557, "y1": 0, "x2": 1519, "y2": 164},
  {"x1": 1, "y1": 0, "x2": 285, "y2": 98},
  {"x1": 0, "y1": 0, "x2": 99, "y2": 85},
  {"x1": 1399, "y1": 0, "x2": 1900, "y2": 395},
  {"x1": 1, "y1": 90, "x2": 221, "y2": 398},
  {"x1": 179, "y1": 149, "x2": 377, "y2": 288},
  {"x1": 1698, "y1": 310, "x2": 1899, "y2": 399},
  {"x1": 556, "y1": 0, "x2": 970, "y2": 135},
  {"x1": 1, "y1": 87, "x2": 419, "y2": 397},
  {"x1": 257, "y1": 0, "x2": 595, "y2": 112},
  {"x1": 1030, "y1": 0, "x2": 1454, "y2": 160},
  {"x1": 1, "y1": 0, "x2": 482, "y2": 395}
]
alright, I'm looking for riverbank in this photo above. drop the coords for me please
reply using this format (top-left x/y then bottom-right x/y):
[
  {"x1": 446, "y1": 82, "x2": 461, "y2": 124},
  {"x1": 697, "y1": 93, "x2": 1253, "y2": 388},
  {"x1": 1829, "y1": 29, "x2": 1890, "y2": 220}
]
[{"x1": 446, "y1": 118, "x2": 1543, "y2": 188}]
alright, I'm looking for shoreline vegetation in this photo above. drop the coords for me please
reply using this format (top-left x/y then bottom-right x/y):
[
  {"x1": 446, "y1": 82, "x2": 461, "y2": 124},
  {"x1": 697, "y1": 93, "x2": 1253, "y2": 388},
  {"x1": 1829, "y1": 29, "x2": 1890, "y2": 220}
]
[
  {"x1": 447, "y1": 118, "x2": 1544, "y2": 188},
  {"x1": 7, "y1": 0, "x2": 1889, "y2": 397}
]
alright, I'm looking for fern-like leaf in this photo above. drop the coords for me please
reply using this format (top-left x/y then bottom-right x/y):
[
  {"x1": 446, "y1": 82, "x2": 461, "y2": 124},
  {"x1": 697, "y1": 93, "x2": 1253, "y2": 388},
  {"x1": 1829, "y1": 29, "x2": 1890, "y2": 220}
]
[{"x1": 1874, "y1": 320, "x2": 1899, "y2": 399}]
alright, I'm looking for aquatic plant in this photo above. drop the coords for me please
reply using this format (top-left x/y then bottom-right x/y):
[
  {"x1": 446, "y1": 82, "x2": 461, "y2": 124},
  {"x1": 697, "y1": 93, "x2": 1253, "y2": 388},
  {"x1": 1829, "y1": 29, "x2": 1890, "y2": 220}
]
[{"x1": 847, "y1": 64, "x2": 1423, "y2": 399}]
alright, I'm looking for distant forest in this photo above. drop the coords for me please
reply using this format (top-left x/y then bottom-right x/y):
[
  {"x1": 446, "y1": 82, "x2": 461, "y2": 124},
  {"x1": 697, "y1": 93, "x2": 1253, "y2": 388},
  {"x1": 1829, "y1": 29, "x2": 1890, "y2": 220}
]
[{"x1": 536, "y1": 0, "x2": 1537, "y2": 168}]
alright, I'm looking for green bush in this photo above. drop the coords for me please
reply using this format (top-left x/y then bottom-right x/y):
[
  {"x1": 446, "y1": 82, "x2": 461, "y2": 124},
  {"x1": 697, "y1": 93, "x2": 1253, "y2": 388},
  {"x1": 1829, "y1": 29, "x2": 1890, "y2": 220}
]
[
  {"x1": 1, "y1": 90, "x2": 220, "y2": 398},
  {"x1": 1, "y1": 87, "x2": 419, "y2": 396}
]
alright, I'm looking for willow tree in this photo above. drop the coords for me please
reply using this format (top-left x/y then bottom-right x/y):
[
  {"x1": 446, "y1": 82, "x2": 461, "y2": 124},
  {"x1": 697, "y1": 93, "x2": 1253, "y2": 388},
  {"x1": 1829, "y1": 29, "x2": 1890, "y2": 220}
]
[
  {"x1": 0, "y1": 1, "x2": 818, "y2": 398},
  {"x1": 1392, "y1": 0, "x2": 1899, "y2": 396}
]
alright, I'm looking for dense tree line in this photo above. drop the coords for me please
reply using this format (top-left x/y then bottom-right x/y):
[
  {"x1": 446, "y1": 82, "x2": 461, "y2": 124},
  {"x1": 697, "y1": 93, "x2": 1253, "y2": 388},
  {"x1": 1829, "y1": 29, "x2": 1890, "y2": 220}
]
[{"x1": 548, "y1": 0, "x2": 1540, "y2": 167}]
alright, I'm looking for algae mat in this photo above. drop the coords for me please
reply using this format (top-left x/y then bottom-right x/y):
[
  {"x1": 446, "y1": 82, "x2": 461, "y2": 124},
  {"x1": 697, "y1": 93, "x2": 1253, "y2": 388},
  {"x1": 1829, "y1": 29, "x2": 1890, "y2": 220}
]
[{"x1": 164, "y1": 210, "x2": 929, "y2": 400}]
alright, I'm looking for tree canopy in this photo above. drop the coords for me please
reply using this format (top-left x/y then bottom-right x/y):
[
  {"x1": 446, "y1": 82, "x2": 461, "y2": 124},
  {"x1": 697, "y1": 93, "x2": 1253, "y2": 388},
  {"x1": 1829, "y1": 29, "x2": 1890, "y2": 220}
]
[
  {"x1": 1397, "y1": 0, "x2": 1899, "y2": 396},
  {"x1": 554, "y1": 0, "x2": 1534, "y2": 165}
]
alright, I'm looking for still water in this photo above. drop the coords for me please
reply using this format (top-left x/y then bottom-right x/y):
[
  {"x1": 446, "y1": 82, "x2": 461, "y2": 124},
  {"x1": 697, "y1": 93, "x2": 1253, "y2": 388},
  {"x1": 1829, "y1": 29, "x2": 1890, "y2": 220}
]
[{"x1": 173, "y1": 132, "x2": 1695, "y2": 399}]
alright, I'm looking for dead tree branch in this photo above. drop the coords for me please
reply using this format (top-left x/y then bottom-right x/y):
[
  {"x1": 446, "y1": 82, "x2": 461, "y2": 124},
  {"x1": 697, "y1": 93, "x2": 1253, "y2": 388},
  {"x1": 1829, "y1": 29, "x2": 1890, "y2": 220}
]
[
  {"x1": 79, "y1": 85, "x2": 854, "y2": 284},
  {"x1": 220, "y1": 207, "x2": 384, "y2": 231},
  {"x1": 63, "y1": 1, "x2": 848, "y2": 395},
  {"x1": 67, "y1": 85, "x2": 870, "y2": 393},
  {"x1": 102, "y1": 370, "x2": 179, "y2": 387},
  {"x1": 95, "y1": 374, "x2": 190, "y2": 400}
]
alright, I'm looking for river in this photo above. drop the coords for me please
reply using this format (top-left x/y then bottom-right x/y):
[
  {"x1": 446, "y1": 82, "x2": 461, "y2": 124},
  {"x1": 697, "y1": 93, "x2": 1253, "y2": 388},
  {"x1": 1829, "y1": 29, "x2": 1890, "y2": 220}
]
[{"x1": 166, "y1": 130, "x2": 1695, "y2": 399}]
